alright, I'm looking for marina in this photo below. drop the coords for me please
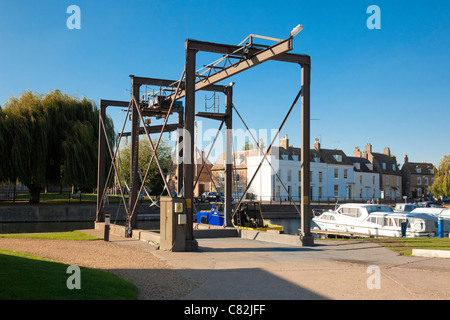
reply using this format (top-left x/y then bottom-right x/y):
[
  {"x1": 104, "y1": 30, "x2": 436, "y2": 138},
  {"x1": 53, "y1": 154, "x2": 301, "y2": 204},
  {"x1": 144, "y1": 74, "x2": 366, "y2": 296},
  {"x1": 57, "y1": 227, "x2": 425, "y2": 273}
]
[{"x1": 313, "y1": 203, "x2": 449, "y2": 238}]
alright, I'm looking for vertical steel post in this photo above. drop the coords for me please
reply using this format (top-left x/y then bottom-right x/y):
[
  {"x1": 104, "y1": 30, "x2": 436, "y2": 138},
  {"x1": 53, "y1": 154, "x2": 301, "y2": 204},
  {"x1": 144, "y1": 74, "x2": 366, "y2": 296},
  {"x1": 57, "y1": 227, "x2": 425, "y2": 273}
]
[
  {"x1": 177, "y1": 110, "x2": 184, "y2": 196},
  {"x1": 184, "y1": 43, "x2": 199, "y2": 251},
  {"x1": 127, "y1": 80, "x2": 141, "y2": 236},
  {"x1": 96, "y1": 101, "x2": 107, "y2": 222},
  {"x1": 224, "y1": 85, "x2": 233, "y2": 227},
  {"x1": 300, "y1": 62, "x2": 314, "y2": 246}
]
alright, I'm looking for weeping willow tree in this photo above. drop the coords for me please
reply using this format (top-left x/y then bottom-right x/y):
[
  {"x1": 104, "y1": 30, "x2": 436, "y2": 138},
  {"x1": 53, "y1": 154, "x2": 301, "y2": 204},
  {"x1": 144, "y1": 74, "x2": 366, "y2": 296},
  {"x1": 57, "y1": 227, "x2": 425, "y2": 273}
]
[{"x1": 0, "y1": 90, "x2": 115, "y2": 203}]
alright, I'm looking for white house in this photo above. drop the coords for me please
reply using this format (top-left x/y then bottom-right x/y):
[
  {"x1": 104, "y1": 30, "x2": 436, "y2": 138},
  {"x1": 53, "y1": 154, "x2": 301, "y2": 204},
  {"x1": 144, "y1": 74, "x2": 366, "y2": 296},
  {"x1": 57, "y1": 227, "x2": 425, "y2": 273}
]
[
  {"x1": 246, "y1": 151, "x2": 328, "y2": 202},
  {"x1": 348, "y1": 156, "x2": 381, "y2": 201},
  {"x1": 311, "y1": 139, "x2": 354, "y2": 201},
  {"x1": 246, "y1": 137, "x2": 353, "y2": 202}
]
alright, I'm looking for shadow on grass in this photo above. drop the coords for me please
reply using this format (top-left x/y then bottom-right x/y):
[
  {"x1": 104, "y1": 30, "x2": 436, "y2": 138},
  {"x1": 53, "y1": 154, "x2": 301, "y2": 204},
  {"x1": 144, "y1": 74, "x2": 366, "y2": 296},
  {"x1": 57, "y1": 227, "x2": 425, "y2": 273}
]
[{"x1": 0, "y1": 249, "x2": 137, "y2": 300}]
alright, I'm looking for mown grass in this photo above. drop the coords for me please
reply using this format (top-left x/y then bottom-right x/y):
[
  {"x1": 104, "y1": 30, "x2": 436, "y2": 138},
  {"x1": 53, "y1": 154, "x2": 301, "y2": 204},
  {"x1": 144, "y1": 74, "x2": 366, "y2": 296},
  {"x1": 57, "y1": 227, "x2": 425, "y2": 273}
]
[
  {"x1": 0, "y1": 249, "x2": 137, "y2": 300},
  {"x1": 0, "y1": 231, "x2": 137, "y2": 300},
  {"x1": 0, "y1": 230, "x2": 101, "y2": 240},
  {"x1": 369, "y1": 237, "x2": 450, "y2": 257}
]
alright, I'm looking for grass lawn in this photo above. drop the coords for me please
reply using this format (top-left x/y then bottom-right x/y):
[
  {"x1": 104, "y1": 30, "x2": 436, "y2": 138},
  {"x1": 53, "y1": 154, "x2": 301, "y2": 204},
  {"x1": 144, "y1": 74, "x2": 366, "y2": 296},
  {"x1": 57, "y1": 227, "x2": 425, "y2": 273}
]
[
  {"x1": 368, "y1": 237, "x2": 450, "y2": 257},
  {"x1": 0, "y1": 231, "x2": 137, "y2": 300},
  {"x1": 0, "y1": 230, "x2": 101, "y2": 240}
]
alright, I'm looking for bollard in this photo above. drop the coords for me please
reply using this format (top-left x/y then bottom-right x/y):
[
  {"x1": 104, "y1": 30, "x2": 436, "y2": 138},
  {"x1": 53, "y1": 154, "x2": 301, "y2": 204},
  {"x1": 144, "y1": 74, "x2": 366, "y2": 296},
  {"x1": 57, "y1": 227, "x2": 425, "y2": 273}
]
[
  {"x1": 104, "y1": 213, "x2": 110, "y2": 242},
  {"x1": 401, "y1": 222, "x2": 407, "y2": 238},
  {"x1": 438, "y1": 217, "x2": 444, "y2": 238}
]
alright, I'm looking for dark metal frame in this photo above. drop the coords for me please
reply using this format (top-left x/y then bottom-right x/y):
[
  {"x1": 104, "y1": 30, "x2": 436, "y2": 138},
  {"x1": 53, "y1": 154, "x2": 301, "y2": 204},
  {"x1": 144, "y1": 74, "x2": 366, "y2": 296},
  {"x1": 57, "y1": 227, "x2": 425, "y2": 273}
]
[{"x1": 96, "y1": 34, "x2": 314, "y2": 247}]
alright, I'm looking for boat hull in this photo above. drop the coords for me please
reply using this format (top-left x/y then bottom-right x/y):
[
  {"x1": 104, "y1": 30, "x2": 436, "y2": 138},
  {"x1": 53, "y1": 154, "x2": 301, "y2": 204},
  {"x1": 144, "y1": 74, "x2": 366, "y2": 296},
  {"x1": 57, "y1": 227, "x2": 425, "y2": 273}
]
[{"x1": 312, "y1": 219, "x2": 436, "y2": 238}]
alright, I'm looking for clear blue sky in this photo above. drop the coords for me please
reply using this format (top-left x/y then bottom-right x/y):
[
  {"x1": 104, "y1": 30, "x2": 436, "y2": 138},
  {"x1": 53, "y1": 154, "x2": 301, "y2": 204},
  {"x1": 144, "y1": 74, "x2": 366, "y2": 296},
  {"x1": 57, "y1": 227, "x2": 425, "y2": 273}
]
[{"x1": 0, "y1": 0, "x2": 449, "y2": 166}]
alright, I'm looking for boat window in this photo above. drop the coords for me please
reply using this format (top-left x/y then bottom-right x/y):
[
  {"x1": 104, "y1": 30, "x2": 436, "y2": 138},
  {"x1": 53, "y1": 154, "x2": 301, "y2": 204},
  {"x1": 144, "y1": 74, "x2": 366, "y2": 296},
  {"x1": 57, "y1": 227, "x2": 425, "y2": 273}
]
[
  {"x1": 394, "y1": 218, "x2": 410, "y2": 228},
  {"x1": 340, "y1": 207, "x2": 362, "y2": 218},
  {"x1": 368, "y1": 216, "x2": 384, "y2": 226},
  {"x1": 384, "y1": 217, "x2": 394, "y2": 227},
  {"x1": 322, "y1": 214, "x2": 335, "y2": 221}
]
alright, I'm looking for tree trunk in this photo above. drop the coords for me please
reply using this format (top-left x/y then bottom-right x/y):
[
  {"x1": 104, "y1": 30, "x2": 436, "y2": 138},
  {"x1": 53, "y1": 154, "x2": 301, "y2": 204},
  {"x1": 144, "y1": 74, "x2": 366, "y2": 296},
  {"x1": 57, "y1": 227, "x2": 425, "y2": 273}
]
[{"x1": 28, "y1": 185, "x2": 42, "y2": 204}]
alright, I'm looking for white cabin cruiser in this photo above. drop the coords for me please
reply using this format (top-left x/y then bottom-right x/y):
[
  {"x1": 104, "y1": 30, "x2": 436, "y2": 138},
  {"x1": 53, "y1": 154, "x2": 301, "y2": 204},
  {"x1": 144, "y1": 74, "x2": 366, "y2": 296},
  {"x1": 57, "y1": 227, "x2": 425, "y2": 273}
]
[
  {"x1": 313, "y1": 203, "x2": 444, "y2": 238},
  {"x1": 410, "y1": 208, "x2": 450, "y2": 220}
]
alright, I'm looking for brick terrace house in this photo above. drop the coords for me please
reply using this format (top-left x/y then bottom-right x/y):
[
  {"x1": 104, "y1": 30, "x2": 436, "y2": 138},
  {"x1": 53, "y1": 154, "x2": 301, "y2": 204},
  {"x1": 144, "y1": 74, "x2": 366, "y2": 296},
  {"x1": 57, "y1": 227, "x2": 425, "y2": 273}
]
[{"x1": 400, "y1": 155, "x2": 435, "y2": 199}]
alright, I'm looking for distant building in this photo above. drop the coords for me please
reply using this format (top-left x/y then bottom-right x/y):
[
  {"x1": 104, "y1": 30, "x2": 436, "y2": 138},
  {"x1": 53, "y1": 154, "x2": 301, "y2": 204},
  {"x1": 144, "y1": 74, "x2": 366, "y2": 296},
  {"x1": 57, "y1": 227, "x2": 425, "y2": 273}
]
[
  {"x1": 348, "y1": 156, "x2": 380, "y2": 201},
  {"x1": 400, "y1": 155, "x2": 435, "y2": 199},
  {"x1": 353, "y1": 144, "x2": 402, "y2": 200},
  {"x1": 212, "y1": 136, "x2": 358, "y2": 202}
]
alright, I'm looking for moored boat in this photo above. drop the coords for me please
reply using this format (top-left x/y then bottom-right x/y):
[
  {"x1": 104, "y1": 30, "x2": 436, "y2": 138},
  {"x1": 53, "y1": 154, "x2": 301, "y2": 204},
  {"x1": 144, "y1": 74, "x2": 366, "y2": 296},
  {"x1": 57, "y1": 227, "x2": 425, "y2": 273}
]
[
  {"x1": 312, "y1": 203, "x2": 446, "y2": 238},
  {"x1": 196, "y1": 201, "x2": 283, "y2": 232},
  {"x1": 410, "y1": 207, "x2": 450, "y2": 220}
]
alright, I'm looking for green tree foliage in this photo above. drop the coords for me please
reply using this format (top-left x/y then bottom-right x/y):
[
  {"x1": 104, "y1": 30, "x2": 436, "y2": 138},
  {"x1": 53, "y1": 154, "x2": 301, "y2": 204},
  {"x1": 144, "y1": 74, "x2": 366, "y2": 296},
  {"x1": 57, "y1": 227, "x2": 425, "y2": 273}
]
[
  {"x1": 0, "y1": 90, "x2": 115, "y2": 203},
  {"x1": 429, "y1": 155, "x2": 450, "y2": 199},
  {"x1": 117, "y1": 138, "x2": 172, "y2": 196}
]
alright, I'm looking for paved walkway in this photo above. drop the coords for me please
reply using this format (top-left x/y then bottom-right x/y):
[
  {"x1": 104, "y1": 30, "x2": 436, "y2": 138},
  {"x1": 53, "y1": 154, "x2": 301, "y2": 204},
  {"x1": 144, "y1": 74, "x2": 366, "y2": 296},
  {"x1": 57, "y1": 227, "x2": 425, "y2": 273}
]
[{"x1": 151, "y1": 237, "x2": 450, "y2": 300}]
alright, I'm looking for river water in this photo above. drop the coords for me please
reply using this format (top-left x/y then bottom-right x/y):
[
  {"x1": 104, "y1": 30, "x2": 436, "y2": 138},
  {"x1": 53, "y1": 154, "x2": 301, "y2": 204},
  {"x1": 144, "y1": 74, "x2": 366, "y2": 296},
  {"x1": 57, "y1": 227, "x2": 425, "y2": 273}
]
[{"x1": 0, "y1": 218, "x2": 303, "y2": 235}]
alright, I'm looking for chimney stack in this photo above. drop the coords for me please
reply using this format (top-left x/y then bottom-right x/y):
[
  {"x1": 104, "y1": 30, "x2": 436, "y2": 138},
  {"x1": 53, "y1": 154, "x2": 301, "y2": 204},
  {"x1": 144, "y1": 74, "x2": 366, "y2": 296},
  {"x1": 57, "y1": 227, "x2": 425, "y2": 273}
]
[
  {"x1": 383, "y1": 147, "x2": 391, "y2": 157},
  {"x1": 404, "y1": 154, "x2": 408, "y2": 164},
  {"x1": 354, "y1": 147, "x2": 362, "y2": 157},
  {"x1": 280, "y1": 135, "x2": 289, "y2": 150},
  {"x1": 314, "y1": 138, "x2": 321, "y2": 151}
]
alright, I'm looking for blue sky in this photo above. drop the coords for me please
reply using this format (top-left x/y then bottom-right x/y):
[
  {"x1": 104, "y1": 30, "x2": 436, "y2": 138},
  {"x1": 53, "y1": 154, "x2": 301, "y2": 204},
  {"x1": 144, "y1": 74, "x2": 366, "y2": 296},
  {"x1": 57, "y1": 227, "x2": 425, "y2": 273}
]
[{"x1": 0, "y1": 0, "x2": 449, "y2": 166}]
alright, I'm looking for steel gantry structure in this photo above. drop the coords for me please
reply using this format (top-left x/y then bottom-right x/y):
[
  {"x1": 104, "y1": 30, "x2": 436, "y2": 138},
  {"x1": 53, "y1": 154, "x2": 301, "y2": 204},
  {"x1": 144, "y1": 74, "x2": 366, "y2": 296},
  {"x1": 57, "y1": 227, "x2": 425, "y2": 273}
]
[{"x1": 96, "y1": 28, "x2": 314, "y2": 248}]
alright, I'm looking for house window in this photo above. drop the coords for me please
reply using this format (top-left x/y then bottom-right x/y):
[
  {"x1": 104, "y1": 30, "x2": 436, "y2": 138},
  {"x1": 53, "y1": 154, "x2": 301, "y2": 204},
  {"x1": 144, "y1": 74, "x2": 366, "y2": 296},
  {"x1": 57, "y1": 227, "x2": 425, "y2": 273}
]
[
  {"x1": 318, "y1": 187, "x2": 322, "y2": 199},
  {"x1": 219, "y1": 173, "x2": 224, "y2": 183},
  {"x1": 298, "y1": 186, "x2": 301, "y2": 197},
  {"x1": 344, "y1": 169, "x2": 348, "y2": 179},
  {"x1": 372, "y1": 176, "x2": 375, "y2": 185},
  {"x1": 234, "y1": 173, "x2": 240, "y2": 182},
  {"x1": 310, "y1": 171, "x2": 312, "y2": 182},
  {"x1": 276, "y1": 186, "x2": 281, "y2": 198},
  {"x1": 391, "y1": 164, "x2": 396, "y2": 171},
  {"x1": 397, "y1": 176, "x2": 400, "y2": 186},
  {"x1": 425, "y1": 177, "x2": 429, "y2": 185},
  {"x1": 334, "y1": 168, "x2": 339, "y2": 179},
  {"x1": 288, "y1": 186, "x2": 292, "y2": 196},
  {"x1": 416, "y1": 168, "x2": 421, "y2": 173},
  {"x1": 334, "y1": 185, "x2": 339, "y2": 197},
  {"x1": 298, "y1": 170, "x2": 301, "y2": 182},
  {"x1": 417, "y1": 177, "x2": 422, "y2": 185},
  {"x1": 382, "y1": 162, "x2": 386, "y2": 170},
  {"x1": 287, "y1": 169, "x2": 292, "y2": 182},
  {"x1": 359, "y1": 175, "x2": 362, "y2": 184},
  {"x1": 319, "y1": 171, "x2": 323, "y2": 183},
  {"x1": 386, "y1": 176, "x2": 389, "y2": 185}
]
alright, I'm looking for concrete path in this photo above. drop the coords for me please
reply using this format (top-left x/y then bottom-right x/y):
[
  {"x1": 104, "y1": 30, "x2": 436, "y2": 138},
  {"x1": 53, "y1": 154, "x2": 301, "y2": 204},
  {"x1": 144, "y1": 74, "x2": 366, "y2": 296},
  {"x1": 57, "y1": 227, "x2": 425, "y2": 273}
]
[{"x1": 153, "y1": 238, "x2": 450, "y2": 300}]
